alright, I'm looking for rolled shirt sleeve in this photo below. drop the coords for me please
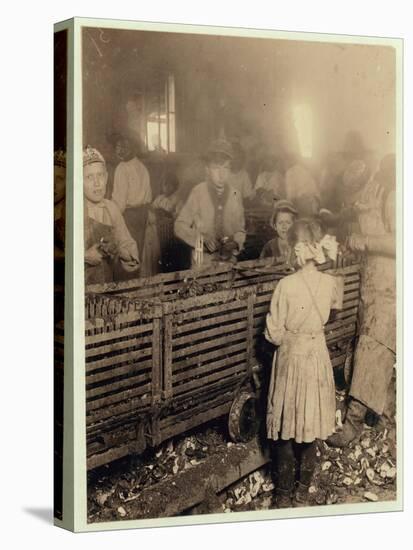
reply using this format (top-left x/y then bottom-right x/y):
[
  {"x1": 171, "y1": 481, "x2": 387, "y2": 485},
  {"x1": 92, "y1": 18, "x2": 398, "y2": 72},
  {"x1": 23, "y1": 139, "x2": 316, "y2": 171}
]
[
  {"x1": 174, "y1": 191, "x2": 199, "y2": 248},
  {"x1": 265, "y1": 280, "x2": 287, "y2": 346},
  {"x1": 107, "y1": 200, "x2": 139, "y2": 262}
]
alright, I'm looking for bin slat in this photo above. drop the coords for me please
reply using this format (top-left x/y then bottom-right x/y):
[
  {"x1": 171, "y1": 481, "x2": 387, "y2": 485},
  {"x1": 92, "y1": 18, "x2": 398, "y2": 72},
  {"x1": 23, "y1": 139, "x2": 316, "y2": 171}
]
[
  {"x1": 173, "y1": 351, "x2": 248, "y2": 383},
  {"x1": 173, "y1": 331, "x2": 247, "y2": 360},
  {"x1": 172, "y1": 341, "x2": 247, "y2": 371},
  {"x1": 86, "y1": 346, "x2": 153, "y2": 372},
  {"x1": 173, "y1": 320, "x2": 248, "y2": 347},
  {"x1": 173, "y1": 308, "x2": 248, "y2": 335},
  {"x1": 85, "y1": 321, "x2": 153, "y2": 344},
  {"x1": 86, "y1": 383, "x2": 152, "y2": 412},
  {"x1": 85, "y1": 333, "x2": 153, "y2": 358},
  {"x1": 87, "y1": 371, "x2": 152, "y2": 399},
  {"x1": 86, "y1": 359, "x2": 153, "y2": 384},
  {"x1": 173, "y1": 364, "x2": 247, "y2": 396}
]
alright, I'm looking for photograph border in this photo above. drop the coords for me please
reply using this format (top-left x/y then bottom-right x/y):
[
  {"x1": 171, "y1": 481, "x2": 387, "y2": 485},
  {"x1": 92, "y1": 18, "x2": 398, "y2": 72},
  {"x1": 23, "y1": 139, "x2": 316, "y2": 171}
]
[{"x1": 55, "y1": 16, "x2": 404, "y2": 532}]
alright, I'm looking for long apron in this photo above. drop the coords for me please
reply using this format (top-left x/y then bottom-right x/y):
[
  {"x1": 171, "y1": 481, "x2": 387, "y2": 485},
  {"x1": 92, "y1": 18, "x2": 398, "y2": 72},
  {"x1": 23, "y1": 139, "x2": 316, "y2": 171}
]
[
  {"x1": 84, "y1": 217, "x2": 117, "y2": 285},
  {"x1": 349, "y1": 181, "x2": 396, "y2": 414}
]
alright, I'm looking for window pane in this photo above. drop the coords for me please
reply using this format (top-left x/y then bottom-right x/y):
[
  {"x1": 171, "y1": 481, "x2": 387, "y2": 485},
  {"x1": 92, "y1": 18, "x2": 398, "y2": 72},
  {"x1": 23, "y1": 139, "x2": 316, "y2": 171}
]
[
  {"x1": 168, "y1": 113, "x2": 176, "y2": 152},
  {"x1": 168, "y1": 74, "x2": 175, "y2": 113},
  {"x1": 145, "y1": 74, "x2": 176, "y2": 153}
]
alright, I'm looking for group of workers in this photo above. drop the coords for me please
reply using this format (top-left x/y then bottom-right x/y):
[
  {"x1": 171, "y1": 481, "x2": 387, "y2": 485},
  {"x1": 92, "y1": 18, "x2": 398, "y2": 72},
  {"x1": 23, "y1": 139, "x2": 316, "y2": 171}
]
[{"x1": 54, "y1": 131, "x2": 397, "y2": 471}]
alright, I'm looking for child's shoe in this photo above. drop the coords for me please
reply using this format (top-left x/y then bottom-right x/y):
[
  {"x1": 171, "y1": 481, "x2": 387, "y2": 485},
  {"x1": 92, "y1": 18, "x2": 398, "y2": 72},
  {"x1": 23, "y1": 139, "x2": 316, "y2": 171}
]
[{"x1": 293, "y1": 482, "x2": 310, "y2": 507}]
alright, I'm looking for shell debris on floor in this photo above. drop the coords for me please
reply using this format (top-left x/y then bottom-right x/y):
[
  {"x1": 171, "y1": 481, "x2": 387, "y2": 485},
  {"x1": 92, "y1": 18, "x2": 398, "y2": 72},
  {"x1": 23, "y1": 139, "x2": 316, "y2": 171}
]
[{"x1": 87, "y1": 405, "x2": 397, "y2": 522}]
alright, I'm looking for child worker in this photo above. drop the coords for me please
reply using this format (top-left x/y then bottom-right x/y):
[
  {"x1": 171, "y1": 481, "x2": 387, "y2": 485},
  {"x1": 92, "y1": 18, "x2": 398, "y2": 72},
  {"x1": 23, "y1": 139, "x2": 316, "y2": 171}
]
[
  {"x1": 83, "y1": 146, "x2": 140, "y2": 285},
  {"x1": 265, "y1": 218, "x2": 342, "y2": 508},
  {"x1": 260, "y1": 200, "x2": 298, "y2": 262}
]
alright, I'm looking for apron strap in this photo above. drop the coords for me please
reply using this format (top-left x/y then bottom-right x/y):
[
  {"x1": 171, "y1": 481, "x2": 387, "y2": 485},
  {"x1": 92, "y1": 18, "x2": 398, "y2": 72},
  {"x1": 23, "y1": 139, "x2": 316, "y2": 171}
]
[{"x1": 298, "y1": 271, "x2": 325, "y2": 329}]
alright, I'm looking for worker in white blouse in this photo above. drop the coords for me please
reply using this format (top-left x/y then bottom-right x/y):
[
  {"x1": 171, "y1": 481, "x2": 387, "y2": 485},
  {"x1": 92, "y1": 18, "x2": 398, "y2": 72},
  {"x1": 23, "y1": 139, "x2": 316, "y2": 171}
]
[{"x1": 111, "y1": 135, "x2": 152, "y2": 260}]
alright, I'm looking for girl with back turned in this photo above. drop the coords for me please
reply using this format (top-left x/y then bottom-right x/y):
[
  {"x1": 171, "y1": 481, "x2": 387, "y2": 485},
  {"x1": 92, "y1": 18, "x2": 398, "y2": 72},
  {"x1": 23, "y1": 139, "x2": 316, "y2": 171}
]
[{"x1": 266, "y1": 218, "x2": 342, "y2": 507}]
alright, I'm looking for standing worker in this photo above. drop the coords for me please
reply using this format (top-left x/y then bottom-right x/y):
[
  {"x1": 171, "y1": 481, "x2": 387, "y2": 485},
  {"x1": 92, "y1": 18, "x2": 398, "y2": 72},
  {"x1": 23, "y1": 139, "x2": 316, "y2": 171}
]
[
  {"x1": 111, "y1": 135, "x2": 152, "y2": 268},
  {"x1": 328, "y1": 154, "x2": 396, "y2": 446},
  {"x1": 174, "y1": 138, "x2": 246, "y2": 267}
]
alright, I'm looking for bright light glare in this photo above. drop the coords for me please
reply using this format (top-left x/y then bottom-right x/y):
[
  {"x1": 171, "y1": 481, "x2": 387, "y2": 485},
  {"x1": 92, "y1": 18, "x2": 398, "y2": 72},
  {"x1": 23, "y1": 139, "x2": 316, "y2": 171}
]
[{"x1": 293, "y1": 104, "x2": 313, "y2": 158}]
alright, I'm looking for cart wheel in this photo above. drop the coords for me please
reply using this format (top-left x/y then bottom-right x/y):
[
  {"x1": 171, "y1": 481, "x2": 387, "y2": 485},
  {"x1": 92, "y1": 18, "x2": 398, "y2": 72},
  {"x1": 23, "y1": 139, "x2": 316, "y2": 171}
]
[
  {"x1": 344, "y1": 340, "x2": 355, "y2": 386},
  {"x1": 228, "y1": 392, "x2": 259, "y2": 443}
]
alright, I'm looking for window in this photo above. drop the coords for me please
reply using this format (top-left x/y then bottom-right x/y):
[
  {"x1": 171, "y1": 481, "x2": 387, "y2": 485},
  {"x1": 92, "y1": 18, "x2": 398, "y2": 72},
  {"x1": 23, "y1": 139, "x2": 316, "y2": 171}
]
[
  {"x1": 146, "y1": 73, "x2": 176, "y2": 153},
  {"x1": 125, "y1": 74, "x2": 176, "y2": 154}
]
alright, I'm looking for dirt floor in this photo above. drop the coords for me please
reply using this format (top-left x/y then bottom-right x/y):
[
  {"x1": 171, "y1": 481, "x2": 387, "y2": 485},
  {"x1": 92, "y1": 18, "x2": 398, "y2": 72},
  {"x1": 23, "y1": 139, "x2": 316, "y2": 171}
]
[
  {"x1": 227, "y1": 424, "x2": 397, "y2": 513},
  {"x1": 87, "y1": 403, "x2": 397, "y2": 523}
]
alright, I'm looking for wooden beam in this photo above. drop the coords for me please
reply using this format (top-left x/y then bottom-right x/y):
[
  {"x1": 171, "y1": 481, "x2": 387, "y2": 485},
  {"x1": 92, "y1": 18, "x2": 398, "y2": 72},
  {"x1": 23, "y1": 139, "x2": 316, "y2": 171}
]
[{"x1": 122, "y1": 438, "x2": 270, "y2": 519}]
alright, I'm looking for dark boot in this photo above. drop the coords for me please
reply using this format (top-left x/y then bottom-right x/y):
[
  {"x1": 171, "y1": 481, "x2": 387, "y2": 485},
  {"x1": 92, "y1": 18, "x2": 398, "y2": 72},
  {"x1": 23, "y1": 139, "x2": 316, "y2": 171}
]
[
  {"x1": 327, "y1": 399, "x2": 367, "y2": 447},
  {"x1": 293, "y1": 482, "x2": 310, "y2": 507},
  {"x1": 272, "y1": 439, "x2": 295, "y2": 509},
  {"x1": 275, "y1": 487, "x2": 293, "y2": 508},
  {"x1": 293, "y1": 441, "x2": 317, "y2": 507}
]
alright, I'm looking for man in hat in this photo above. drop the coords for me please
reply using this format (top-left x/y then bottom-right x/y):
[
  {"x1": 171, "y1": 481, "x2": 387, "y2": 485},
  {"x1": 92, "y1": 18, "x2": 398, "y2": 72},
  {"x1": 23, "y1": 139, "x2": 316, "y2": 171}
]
[
  {"x1": 328, "y1": 154, "x2": 396, "y2": 447},
  {"x1": 319, "y1": 159, "x2": 372, "y2": 241},
  {"x1": 83, "y1": 146, "x2": 140, "y2": 285},
  {"x1": 174, "y1": 138, "x2": 246, "y2": 267}
]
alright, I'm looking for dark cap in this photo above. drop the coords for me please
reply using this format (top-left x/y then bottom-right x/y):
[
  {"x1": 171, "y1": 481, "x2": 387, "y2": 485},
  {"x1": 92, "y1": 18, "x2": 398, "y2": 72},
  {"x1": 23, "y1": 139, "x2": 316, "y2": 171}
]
[
  {"x1": 204, "y1": 138, "x2": 234, "y2": 161},
  {"x1": 270, "y1": 199, "x2": 298, "y2": 226}
]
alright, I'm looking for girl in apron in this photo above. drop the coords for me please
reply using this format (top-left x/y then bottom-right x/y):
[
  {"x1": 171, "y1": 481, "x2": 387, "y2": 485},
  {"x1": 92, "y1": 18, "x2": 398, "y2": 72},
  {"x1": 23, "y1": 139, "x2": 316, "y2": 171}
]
[{"x1": 266, "y1": 218, "x2": 342, "y2": 508}]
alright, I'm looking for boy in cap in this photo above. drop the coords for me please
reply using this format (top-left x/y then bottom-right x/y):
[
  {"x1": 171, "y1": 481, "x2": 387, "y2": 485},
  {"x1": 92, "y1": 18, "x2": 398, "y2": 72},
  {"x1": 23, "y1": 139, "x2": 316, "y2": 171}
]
[
  {"x1": 174, "y1": 138, "x2": 246, "y2": 266},
  {"x1": 83, "y1": 146, "x2": 140, "y2": 284}
]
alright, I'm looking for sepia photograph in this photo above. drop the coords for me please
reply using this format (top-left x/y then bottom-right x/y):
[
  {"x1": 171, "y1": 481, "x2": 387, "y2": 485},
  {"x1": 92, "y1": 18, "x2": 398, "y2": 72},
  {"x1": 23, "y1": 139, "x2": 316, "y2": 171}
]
[{"x1": 54, "y1": 22, "x2": 399, "y2": 526}]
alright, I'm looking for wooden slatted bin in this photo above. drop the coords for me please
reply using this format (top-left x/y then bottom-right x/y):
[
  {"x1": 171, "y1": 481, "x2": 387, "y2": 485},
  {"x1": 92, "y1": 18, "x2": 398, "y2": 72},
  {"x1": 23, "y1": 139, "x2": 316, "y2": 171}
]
[
  {"x1": 83, "y1": 257, "x2": 361, "y2": 469},
  {"x1": 85, "y1": 294, "x2": 162, "y2": 469},
  {"x1": 158, "y1": 287, "x2": 256, "y2": 443}
]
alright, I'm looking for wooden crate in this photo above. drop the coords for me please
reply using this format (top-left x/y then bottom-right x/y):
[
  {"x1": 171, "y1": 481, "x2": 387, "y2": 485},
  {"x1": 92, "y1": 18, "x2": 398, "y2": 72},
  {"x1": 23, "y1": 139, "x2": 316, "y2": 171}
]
[
  {"x1": 84, "y1": 257, "x2": 361, "y2": 469},
  {"x1": 84, "y1": 294, "x2": 162, "y2": 468}
]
